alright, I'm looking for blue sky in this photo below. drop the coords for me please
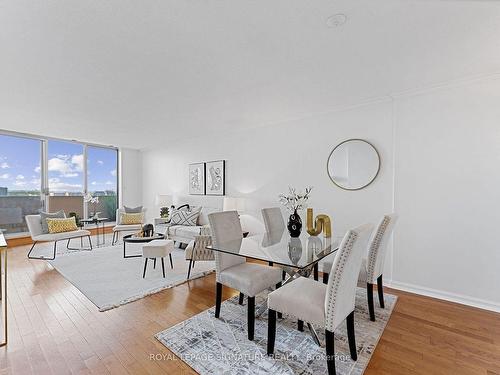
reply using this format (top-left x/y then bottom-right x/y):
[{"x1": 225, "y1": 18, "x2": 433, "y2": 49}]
[{"x1": 0, "y1": 134, "x2": 117, "y2": 193}]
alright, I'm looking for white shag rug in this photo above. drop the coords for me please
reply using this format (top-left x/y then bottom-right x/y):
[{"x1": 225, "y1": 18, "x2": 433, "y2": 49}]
[
  {"x1": 49, "y1": 243, "x2": 214, "y2": 311},
  {"x1": 156, "y1": 288, "x2": 396, "y2": 374}
]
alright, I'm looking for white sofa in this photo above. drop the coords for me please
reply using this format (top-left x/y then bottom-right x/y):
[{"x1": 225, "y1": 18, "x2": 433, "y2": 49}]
[
  {"x1": 26, "y1": 214, "x2": 92, "y2": 260},
  {"x1": 156, "y1": 206, "x2": 219, "y2": 246}
]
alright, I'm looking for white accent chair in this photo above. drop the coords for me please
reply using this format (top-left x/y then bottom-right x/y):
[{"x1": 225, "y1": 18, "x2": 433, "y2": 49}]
[
  {"x1": 112, "y1": 207, "x2": 147, "y2": 245},
  {"x1": 26, "y1": 214, "x2": 92, "y2": 260},
  {"x1": 185, "y1": 226, "x2": 214, "y2": 279},
  {"x1": 321, "y1": 213, "x2": 398, "y2": 322},
  {"x1": 267, "y1": 223, "x2": 373, "y2": 375},
  {"x1": 208, "y1": 211, "x2": 283, "y2": 341}
]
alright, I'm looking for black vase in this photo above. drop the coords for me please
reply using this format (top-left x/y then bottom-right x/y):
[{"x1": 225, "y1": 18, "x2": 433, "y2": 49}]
[{"x1": 287, "y1": 210, "x2": 302, "y2": 237}]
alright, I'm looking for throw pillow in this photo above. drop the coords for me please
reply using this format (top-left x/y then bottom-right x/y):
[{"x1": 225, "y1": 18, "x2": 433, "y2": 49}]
[
  {"x1": 124, "y1": 205, "x2": 143, "y2": 213},
  {"x1": 46, "y1": 217, "x2": 78, "y2": 234},
  {"x1": 121, "y1": 212, "x2": 144, "y2": 225},
  {"x1": 170, "y1": 207, "x2": 201, "y2": 226},
  {"x1": 40, "y1": 210, "x2": 66, "y2": 234}
]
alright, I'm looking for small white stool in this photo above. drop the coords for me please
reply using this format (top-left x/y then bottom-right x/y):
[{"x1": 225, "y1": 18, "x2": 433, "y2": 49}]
[{"x1": 142, "y1": 239, "x2": 175, "y2": 278}]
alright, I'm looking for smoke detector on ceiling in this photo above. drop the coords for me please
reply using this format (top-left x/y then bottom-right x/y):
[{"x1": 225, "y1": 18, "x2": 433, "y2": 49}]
[{"x1": 326, "y1": 13, "x2": 347, "y2": 28}]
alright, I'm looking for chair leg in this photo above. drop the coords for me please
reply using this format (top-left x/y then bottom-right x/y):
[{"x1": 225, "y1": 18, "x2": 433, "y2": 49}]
[
  {"x1": 27, "y1": 241, "x2": 38, "y2": 259},
  {"x1": 248, "y1": 296, "x2": 255, "y2": 340},
  {"x1": 169, "y1": 253, "x2": 173, "y2": 269},
  {"x1": 367, "y1": 283, "x2": 375, "y2": 321},
  {"x1": 238, "y1": 292, "x2": 244, "y2": 305},
  {"x1": 282, "y1": 270, "x2": 286, "y2": 281},
  {"x1": 298, "y1": 320, "x2": 304, "y2": 332},
  {"x1": 161, "y1": 258, "x2": 166, "y2": 278},
  {"x1": 323, "y1": 272, "x2": 329, "y2": 284},
  {"x1": 314, "y1": 263, "x2": 318, "y2": 281},
  {"x1": 112, "y1": 231, "x2": 117, "y2": 245},
  {"x1": 88, "y1": 236, "x2": 93, "y2": 250},
  {"x1": 346, "y1": 311, "x2": 357, "y2": 361},
  {"x1": 377, "y1": 275, "x2": 385, "y2": 308},
  {"x1": 325, "y1": 329, "x2": 336, "y2": 375},
  {"x1": 153, "y1": 258, "x2": 157, "y2": 269},
  {"x1": 275, "y1": 282, "x2": 282, "y2": 319},
  {"x1": 142, "y1": 258, "x2": 148, "y2": 278},
  {"x1": 215, "y1": 282, "x2": 222, "y2": 318},
  {"x1": 268, "y1": 261, "x2": 273, "y2": 267},
  {"x1": 187, "y1": 259, "x2": 193, "y2": 279},
  {"x1": 192, "y1": 260, "x2": 195, "y2": 268},
  {"x1": 267, "y1": 309, "x2": 277, "y2": 355}
]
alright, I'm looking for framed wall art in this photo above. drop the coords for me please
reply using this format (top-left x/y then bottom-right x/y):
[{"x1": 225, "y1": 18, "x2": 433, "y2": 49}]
[
  {"x1": 205, "y1": 160, "x2": 225, "y2": 196},
  {"x1": 188, "y1": 162, "x2": 206, "y2": 195}
]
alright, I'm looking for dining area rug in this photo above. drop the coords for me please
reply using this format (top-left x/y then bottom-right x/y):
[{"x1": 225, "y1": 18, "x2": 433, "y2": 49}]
[
  {"x1": 48, "y1": 243, "x2": 215, "y2": 311},
  {"x1": 155, "y1": 287, "x2": 397, "y2": 374}
]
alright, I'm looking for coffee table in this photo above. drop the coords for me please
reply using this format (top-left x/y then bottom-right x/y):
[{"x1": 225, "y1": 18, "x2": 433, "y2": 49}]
[{"x1": 122, "y1": 233, "x2": 166, "y2": 258}]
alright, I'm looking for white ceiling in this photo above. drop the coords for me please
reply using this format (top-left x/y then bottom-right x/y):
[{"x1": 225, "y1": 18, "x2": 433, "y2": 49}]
[{"x1": 1, "y1": 0, "x2": 500, "y2": 149}]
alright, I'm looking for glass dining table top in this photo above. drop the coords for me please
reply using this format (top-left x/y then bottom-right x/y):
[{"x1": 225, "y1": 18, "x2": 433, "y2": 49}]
[{"x1": 207, "y1": 229, "x2": 342, "y2": 270}]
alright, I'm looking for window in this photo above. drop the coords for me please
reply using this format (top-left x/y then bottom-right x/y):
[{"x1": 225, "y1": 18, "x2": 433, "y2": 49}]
[
  {"x1": 47, "y1": 140, "x2": 85, "y2": 220},
  {"x1": 87, "y1": 146, "x2": 118, "y2": 221},
  {"x1": 0, "y1": 131, "x2": 119, "y2": 235},
  {"x1": 0, "y1": 134, "x2": 43, "y2": 234}
]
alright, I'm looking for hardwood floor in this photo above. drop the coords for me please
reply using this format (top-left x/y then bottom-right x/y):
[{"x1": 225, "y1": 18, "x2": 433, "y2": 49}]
[{"x1": 1, "y1": 243, "x2": 500, "y2": 374}]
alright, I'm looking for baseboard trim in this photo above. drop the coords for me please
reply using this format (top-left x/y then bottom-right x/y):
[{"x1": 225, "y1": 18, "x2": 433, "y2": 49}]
[{"x1": 387, "y1": 280, "x2": 500, "y2": 313}]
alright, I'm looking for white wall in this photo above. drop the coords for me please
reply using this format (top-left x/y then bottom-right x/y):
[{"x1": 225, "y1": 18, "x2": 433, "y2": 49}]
[
  {"x1": 119, "y1": 148, "x2": 142, "y2": 207},
  {"x1": 392, "y1": 77, "x2": 500, "y2": 311},
  {"x1": 141, "y1": 75, "x2": 500, "y2": 312}
]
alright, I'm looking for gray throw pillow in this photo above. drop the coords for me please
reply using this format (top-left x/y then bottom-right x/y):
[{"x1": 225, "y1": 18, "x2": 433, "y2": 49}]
[
  {"x1": 124, "y1": 205, "x2": 143, "y2": 213},
  {"x1": 40, "y1": 210, "x2": 66, "y2": 234}
]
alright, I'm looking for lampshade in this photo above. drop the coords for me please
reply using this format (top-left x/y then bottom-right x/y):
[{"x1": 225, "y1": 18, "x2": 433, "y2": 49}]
[
  {"x1": 155, "y1": 194, "x2": 172, "y2": 207},
  {"x1": 223, "y1": 197, "x2": 246, "y2": 212}
]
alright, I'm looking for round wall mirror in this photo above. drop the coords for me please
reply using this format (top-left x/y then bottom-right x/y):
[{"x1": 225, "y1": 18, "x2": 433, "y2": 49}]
[{"x1": 327, "y1": 139, "x2": 380, "y2": 191}]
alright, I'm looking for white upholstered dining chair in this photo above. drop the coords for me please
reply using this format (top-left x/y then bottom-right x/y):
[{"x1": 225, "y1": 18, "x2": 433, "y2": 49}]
[
  {"x1": 261, "y1": 207, "x2": 285, "y2": 233},
  {"x1": 321, "y1": 213, "x2": 398, "y2": 322},
  {"x1": 208, "y1": 211, "x2": 283, "y2": 341},
  {"x1": 266, "y1": 223, "x2": 373, "y2": 375}
]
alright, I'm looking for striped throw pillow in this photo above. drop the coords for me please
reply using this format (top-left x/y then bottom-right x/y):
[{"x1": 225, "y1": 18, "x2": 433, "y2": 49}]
[
  {"x1": 170, "y1": 207, "x2": 201, "y2": 226},
  {"x1": 46, "y1": 217, "x2": 78, "y2": 234},
  {"x1": 121, "y1": 213, "x2": 144, "y2": 225}
]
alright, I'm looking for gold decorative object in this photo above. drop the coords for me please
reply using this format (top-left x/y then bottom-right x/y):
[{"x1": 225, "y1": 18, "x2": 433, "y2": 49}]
[{"x1": 306, "y1": 208, "x2": 332, "y2": 238}]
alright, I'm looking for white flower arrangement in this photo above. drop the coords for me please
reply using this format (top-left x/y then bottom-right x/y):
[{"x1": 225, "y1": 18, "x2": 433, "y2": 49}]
[{"x1": 279, "y1": 186, "x2": 313, "y2": 213}]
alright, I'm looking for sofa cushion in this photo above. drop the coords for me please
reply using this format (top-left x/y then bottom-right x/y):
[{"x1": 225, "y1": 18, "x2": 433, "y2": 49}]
[
  {"x1": 113, "y1": 224, "x2": 143, "y2": 232},
  {"x1": 40, "y1": 210, "x2": 65, "y2": 234},
  {"x1": 33, "y1": 229, "x2": 91, "y2": 242},
  {"x1": 175, "y1": 226, "x2": 202, "y2": 239}
]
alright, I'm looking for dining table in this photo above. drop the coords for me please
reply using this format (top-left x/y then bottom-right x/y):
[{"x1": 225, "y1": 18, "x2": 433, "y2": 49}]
[{"x1": 207, "y1": 228, "x2": 342, "y2": 345}]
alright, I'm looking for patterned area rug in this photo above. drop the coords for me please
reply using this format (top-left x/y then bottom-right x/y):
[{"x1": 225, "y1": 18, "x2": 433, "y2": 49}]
[{"x1": 156, "y1": 287, "x2": 397, "y2": 374}]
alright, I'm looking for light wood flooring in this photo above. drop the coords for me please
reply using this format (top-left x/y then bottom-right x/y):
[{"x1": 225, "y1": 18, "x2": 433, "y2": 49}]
[{"x1": 1, "y1": 242, "x2": 499, "y2": 375}]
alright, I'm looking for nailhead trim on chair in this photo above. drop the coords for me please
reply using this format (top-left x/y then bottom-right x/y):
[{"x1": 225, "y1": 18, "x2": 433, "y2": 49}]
[
  {"x1": 325, "y1": 230, "x2": 358, "y2": 332},
  {"x1": 366, "y1": 215, "x2": 391, "y2": 284}
]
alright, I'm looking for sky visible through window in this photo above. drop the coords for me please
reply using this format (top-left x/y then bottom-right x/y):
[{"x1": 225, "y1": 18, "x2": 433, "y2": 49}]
[{"x1": 0, "y1": 134, "x2": 117, "y2": 194}]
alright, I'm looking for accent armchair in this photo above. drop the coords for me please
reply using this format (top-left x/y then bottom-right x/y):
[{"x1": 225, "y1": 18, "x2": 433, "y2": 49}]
[
  {"x1": 26, "y1": 214, "x2": 92, "y2": 260},
  {"x1": 112, "y1": 207, "x2": 147, "y2": 245}
]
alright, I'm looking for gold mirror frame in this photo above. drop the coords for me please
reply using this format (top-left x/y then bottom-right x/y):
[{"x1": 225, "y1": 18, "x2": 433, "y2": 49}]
[{"x1": 327, "y1": 138, "x2": 381, "y2": 191}]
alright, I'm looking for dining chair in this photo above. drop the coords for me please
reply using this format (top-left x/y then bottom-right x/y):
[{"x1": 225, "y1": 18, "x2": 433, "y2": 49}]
[
  {"x1": 267, "y1": 223, "x2": 373, "y2": 375},
  {"x1": 359, "y1": 213, "x2": 398, "y2": 321},
  {"x1": 321, "y1": 213, "x2": 398, "y2": 322},
  {"x1": 261, "y1": 207, "x2": 285, "y2": 233},
  {"x1": 208, "y1": 211, "x2": 283, "y2": 341}
]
